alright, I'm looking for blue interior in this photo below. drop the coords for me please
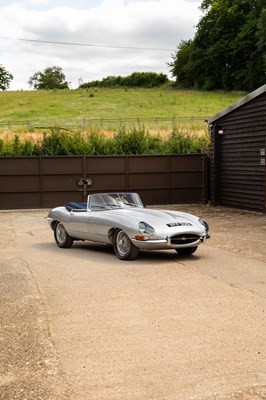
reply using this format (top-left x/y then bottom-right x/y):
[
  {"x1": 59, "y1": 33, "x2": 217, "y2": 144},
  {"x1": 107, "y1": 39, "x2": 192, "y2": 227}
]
[{"x1": 65, "y1": 202, "x2": 87, "y2": 211}]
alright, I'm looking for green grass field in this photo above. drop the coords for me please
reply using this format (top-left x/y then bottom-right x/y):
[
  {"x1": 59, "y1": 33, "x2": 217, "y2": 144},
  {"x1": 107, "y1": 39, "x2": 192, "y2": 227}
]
[{"x1": 0, "y1": 87, "x2": 245, "y2": 133}]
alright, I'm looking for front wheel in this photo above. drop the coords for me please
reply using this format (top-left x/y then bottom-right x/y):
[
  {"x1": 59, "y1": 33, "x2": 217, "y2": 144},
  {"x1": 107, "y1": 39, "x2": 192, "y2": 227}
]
[
  {"x1": 114, "y1": 230, "x2": 139, "y2": 260},
  {"x1": 54, "y1": 222, "x2": 73, "y2": 248},
  {"x1": 176, "y1": 246, "x2": 197, "y2": 256}
]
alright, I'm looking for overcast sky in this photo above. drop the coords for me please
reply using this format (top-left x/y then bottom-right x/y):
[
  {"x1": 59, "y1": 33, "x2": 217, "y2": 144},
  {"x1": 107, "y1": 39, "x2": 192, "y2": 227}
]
[{"x1": 0, "y1": 0, "x2": 202, "y2": 90}]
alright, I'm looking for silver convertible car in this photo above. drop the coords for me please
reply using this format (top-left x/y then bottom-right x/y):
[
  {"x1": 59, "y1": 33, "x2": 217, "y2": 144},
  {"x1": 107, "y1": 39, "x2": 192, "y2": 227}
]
[{"x1": 46, "y1": 192, "x2": 210, "y2": 260}]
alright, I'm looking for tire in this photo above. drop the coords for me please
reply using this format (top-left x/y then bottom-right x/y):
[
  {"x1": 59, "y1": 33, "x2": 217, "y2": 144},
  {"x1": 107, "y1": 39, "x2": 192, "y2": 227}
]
[
  {"x1": 114, "y1": 230, "x2": 139, "y2": 260},
  {"x1": 176, "y1": 246, "x2": 197, "y2": 256},
  {"x1": 54, "y1": 222, "x2": 74, "y2": 248}
]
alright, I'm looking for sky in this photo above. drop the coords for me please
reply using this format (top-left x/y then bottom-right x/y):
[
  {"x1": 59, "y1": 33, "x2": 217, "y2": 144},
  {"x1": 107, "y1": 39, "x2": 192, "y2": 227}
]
[{"x1": 0, "y1": 0, "x2": 202, "y2": 90}]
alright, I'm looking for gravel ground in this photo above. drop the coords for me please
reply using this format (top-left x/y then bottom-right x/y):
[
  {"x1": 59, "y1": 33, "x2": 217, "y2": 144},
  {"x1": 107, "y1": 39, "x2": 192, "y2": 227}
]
[{"x1": 0, "y1": 204, "x2": 265, "y2": 400}]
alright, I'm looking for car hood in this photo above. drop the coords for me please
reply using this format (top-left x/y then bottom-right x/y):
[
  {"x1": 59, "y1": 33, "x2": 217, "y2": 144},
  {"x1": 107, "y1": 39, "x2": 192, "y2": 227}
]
[{"x1": 111, "y1": 207, "x2": 200, "y2": 229}]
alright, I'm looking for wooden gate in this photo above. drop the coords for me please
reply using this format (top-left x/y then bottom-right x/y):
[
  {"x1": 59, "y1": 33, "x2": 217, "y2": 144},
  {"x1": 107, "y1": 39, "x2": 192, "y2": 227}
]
[{"x1": 0, "y1": 154, "x2": 209, "y2": 209}]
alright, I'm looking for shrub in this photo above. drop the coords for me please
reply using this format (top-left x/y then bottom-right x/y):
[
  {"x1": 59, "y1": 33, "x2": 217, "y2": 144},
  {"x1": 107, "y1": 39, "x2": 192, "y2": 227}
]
[
  {"x1": 0, "y1": 128, "x2": 209, "y2": 156},
  {"x1": 113, "y1": 128, "x2": 149, "y2": 155},
  {"x1": 166, "y1": 129, "x2": 209, "y2": 154}
]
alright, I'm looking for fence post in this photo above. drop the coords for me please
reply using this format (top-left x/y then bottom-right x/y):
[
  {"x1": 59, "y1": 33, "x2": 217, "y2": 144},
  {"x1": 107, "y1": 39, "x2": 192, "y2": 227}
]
[
  {"x1": 28, "y1": 120, "x2": 34, "y2": 132},
  {"x1": 172, "y1": 117, "x2": 176, "y2": 130},
  {"x1": 80, "y1": 119, "x2": 86, "y2": 129}
]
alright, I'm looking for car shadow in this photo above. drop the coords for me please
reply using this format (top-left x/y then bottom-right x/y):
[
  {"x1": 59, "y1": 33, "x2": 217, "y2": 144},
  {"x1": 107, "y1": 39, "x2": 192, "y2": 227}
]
[{"x1": 35, "y1": 240, "x2": 201, "y2": 264}]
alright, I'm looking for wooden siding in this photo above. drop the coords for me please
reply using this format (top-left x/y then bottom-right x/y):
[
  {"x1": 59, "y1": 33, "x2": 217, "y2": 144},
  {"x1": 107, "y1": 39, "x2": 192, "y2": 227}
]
[{"x1": 210, "y1": 91, "x2": 266, "y2": 212}]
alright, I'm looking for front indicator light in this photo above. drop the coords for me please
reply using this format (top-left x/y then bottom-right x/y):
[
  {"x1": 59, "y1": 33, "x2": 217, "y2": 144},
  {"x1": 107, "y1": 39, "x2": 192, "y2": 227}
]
[{"x1": 135, "y1": 235, "x2": 149, "y2": 241}]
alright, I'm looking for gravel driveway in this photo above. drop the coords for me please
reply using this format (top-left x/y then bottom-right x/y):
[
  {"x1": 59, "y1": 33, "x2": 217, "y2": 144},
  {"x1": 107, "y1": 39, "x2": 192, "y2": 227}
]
[{"x1": 0, "y1": 205, "x2": 266, "y2": 400}]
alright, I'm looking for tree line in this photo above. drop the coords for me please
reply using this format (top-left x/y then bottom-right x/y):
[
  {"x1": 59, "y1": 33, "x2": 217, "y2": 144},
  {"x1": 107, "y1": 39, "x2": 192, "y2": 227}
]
[
  {"x1": 169, "y1": 0, "x2": 266, "y2": 91},
  {"x1": 0, "y1": 0, "x2": 265, "y2": 92},
  {"x1": 79, "y1": 72, "x2": 169, "y2": 89}
]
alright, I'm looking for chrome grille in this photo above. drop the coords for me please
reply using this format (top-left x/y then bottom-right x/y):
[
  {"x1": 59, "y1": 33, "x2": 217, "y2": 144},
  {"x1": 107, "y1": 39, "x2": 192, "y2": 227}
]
[{"x1": 170, "y1": 234, "x2": 200, "y2": 245}]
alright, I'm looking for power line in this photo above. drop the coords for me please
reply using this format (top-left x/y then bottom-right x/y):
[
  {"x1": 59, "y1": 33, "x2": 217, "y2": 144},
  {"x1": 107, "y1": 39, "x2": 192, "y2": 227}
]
[{"x1": 0, "y1": 36, "x2": 175, "y2": 52}]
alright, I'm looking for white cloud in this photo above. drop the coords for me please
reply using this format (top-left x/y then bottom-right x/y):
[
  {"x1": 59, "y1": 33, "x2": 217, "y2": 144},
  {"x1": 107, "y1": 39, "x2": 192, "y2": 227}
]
[{"x1": 0, "y1": 0, "x2": 202, "y2": 90}]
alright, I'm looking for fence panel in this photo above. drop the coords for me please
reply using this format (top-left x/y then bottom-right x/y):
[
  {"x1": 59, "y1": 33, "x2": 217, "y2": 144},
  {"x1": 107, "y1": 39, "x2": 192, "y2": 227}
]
[{"x1": 0, "y1": 154, "x2": 209, "y2": 209}]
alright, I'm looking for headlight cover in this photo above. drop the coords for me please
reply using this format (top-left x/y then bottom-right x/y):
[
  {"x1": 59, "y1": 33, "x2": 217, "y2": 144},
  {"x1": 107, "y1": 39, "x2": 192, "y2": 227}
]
[
  {"x1": 199, "y1": 218, "x2": 209, "y2": 232},
  {"x1": 139, "y1": 221, "x2": 155, "y2": 234}
]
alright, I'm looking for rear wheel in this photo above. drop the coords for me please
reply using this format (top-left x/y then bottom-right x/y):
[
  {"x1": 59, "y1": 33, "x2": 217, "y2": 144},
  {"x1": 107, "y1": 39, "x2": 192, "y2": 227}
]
[
  {"x1": 114, "y1": 230, "x2": 139, "y2": 260},
  {"x1": 176, "y1": 246, "x2": 197, "y2": 256},
  {"x1": 54, "y1": 222, "x2": 73, "y2": 248}
]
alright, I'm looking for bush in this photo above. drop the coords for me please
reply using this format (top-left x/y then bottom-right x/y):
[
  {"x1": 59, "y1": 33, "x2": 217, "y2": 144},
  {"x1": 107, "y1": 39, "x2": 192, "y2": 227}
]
[
  {"x1": 0, "y1": 128, "x2": 209, "y2": 156},
  {"x1": 166, "y1": 129, "x2": 209, "y2": 154},
  {"x1": 113, "y1": 128, "x2": 148, "y2": 154}
]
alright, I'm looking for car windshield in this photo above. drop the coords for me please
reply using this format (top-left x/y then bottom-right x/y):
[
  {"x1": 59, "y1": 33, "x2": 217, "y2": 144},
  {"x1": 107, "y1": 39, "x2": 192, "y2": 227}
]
[{"x1": 88, "y1": 193, "x2": 144, "y2": 210}]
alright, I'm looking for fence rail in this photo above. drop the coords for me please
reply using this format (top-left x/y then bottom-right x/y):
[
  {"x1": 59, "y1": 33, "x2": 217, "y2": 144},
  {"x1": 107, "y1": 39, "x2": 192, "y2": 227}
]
[{"x1": 0, "y1": 117, "x2": 207, "y2": 133}]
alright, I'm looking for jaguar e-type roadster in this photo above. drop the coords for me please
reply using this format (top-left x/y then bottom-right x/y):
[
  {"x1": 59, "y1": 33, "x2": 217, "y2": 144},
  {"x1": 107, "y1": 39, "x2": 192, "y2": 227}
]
[{"x1": 46, "y1": 192, "x2": 210, "y2": 260}]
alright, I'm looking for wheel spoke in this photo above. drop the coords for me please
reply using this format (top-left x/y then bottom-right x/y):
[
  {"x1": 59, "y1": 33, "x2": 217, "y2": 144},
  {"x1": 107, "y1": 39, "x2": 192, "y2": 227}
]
[
  {"x1": 114, "y1": 230, "x2": 139, "y2": 260},
  {"x1": 54, "y1": 222, "x2": 73, "y2": 248},
  {"x1": 56, "y1": 223, "x2": 66, "y2": 244},
  {"x1": 117, "y1": 231, "x2": 130, "y2": 255}
]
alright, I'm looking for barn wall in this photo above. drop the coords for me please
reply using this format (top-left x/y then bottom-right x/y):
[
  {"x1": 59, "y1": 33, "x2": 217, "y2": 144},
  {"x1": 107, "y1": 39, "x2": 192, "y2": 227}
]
[{"x1": 211, "y1": 91, "x2": 266, "y2": 212}]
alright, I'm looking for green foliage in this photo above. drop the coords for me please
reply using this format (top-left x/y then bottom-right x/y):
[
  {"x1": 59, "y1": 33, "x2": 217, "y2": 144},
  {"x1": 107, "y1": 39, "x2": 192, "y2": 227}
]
[
  {"x1": 28, "y1": 66, "x2": 69, "y2": 90},
  {"x1": 166, "y1": 130, "x2": 209, "y2": 154},
  {"x1": 113, "y1": 128, "x2": 169, "y2": 155},
  {"x1": 113, "y1": 128, "x2": 149, "y2": 154},
  {"x1": 0, "y1": 128, "x2": 210, "y2": 157},
  {"x1": 86, "y1": 132, "x2": 115, "y2": 155},
  {"x1": 169, "y1": 0, "x2": 266, "y2": 91},
  {"x1": 80, "y1": 72, "x2": 169, "y2": 89},
  {"x1": 169, "y1": 40, "x2": 196, "y2": 89},
  {"x1": 257, "y1": 7, "x2": 266, "y2": 75},
  {"x1": 0, "y1": 64, "x2": 13, "y2": 91},
  {"x1": 0, "y1": 134, "x2": 33, "y2": 156}
]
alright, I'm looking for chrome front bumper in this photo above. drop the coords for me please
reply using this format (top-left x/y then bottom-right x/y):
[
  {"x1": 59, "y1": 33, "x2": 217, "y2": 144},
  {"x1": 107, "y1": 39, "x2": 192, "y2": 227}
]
[{"x1": 132, "y1": 234, "x2": 209, "y2": 250}]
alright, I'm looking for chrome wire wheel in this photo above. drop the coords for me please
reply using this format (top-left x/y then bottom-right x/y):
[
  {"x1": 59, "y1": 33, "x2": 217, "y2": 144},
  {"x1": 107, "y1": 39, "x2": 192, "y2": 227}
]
[
  {"x1": 116, "y1": 230, "x2": 130, "y2": 256},
  {"x1": 56, "y1": 223, "x2": 66, "y2": 244},
  {"x1": 114, "y1": 230, "x2": 139, "y2": 260},
  {"x1": 54, "y1": 222, "x2": 73, "y2": 248}
]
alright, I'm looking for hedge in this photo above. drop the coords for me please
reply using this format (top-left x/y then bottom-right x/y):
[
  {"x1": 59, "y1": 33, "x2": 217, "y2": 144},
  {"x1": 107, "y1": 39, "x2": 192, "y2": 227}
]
[{"x1": 0, "y1": 127, "x2": 210, "y2": 156}]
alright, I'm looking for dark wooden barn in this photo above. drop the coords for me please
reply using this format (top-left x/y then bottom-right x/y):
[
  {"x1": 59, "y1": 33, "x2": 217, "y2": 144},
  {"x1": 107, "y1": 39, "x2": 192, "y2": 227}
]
[{"x1": 208, "y1": 84, "x2": 266, "y2": 212}]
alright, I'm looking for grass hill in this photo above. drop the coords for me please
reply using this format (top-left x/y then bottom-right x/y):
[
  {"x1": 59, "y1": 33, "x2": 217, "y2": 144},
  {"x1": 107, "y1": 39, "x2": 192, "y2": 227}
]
[{"x1": 0, "y1": 87, "x2": 245, "y2": 134}]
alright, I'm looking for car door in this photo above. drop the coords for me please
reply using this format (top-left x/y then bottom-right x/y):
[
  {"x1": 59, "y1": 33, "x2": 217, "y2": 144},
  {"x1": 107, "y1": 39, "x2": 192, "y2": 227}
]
[
  {"x1": 67, "y1": 209, "x2": 111, "y2": 243},
  {"x1": 85, "y1": 210, "x2": 113, "y2": 243},
  {"x1": 67, "y1": 210, "x2": 96, "y2": 240}
]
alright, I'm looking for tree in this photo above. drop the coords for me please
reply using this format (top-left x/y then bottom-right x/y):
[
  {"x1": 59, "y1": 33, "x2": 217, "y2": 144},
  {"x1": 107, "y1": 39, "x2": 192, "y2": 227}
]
[
  {"x1": 257, "y1": 7, "x2": 266, "y2": 73},
  {"x1": 28, "y1": 66, "x2": 69, "y2": 90},
  {"x1": 0, "y1": 64, "x2": 13, "y2": 90},
  {"x1": 169, "y1": 0, "x2": 266, "y2": 91},
  {"x1": 168, "y1": 40, "x2": 196, "y2": 88}
]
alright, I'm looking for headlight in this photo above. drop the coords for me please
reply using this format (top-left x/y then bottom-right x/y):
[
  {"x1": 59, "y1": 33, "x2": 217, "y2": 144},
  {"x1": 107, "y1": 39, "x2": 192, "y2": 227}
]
[
  {"x1": 139, "y1": 221, "x2": 155, "y2": 234},
  {"x1": 199, "y1": 218, "x2": 209, "y2": 232}
]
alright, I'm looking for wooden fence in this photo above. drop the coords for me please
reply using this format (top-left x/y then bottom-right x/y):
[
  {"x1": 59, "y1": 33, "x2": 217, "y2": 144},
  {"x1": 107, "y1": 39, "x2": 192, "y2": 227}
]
[
  {"x1": 0, "y1": 154, "x2": 209, "y2": 209},
  {"x1": 0, "y1": 117, "x2": 206, "y2": 133}
]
